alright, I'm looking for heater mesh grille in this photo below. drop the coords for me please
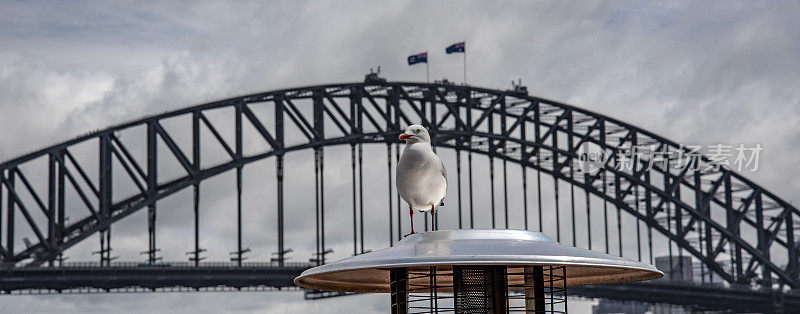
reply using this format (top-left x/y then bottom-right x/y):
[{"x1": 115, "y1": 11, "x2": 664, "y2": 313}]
[
  {"x1": 389, "y1": 265, "x2": 567, "y2": 313},
  {"x1": 453, "y1": 266, "x2": 492, "y2": 313}
]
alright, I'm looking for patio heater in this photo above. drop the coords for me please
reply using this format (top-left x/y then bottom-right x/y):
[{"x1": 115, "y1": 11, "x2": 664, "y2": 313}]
[{"x1": 295, "y1": 229, "x2": 662, "y2": 313}]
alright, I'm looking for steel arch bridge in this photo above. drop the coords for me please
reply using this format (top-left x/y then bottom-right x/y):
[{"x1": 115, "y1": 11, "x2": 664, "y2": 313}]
[{"x1": 0, "y1": 79, "x2": 798, "y2": 310}]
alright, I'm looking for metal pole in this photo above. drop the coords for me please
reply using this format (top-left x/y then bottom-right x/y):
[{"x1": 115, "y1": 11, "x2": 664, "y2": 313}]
[
  {"x1": 534, "y1": 104, "x2": 544, "y2": 233},
  {"x1": 552, "y1": 124, "x2": 561, "y2": 243},
  {"x1": 615, "y1": 173, "x2": 623, "y2": 257},
  {"x1": 47, "y1": 154, "x2": 55, "y2": 267},
  {"x1": 469, "y1": 151, "x2": 474, "y2": 229},
  {"x1": 314, "y1": 148, "x2": 320, "y2": 263},
  {"x1": 489, "y1": 100, "x2": 496, "y2": 229},
  {"x1": 236, "y1": 165, "x2": 243, "y2": 266},
  {"x1": 57, "y1": 151, "x2": 65, "y2": 265},
  {"x1": 351, "y1": 144, "x2": 357, "y2": 255},
  {"x1": 537, "y1": 167, "x2": 543, "y2": 233},
  {"x1": 633, "y1": 136, "x2": 641, "y2": 261},
  {"x1": 570, "y1": 167, "x2": 576, "y2": 247},
  {"x1": 5, "y1": 170, "x2": 13, "y2": 260},
  {"x1": 390, "y1": 268, "x2": 408, "y2": 314},
  {"x1": 525, "y1": 266, "x2": 546, "y2": 313},
  {"x1": 554, "y1": 175, "x2": 561, "y2": 243},
  {"x1": 276, "y1": 156, "x2": 284, "y2": 266},
  {"x1": 490, "y1": 156, "x2": 496, "y2": 228},
  {"x1": 520, "y1": 114, "x2": 529, "y2": 231},
  {"x1": 276, "y1": 94, "x2": 286, "y2": 266},
  {"x1": 359, "y1": 143, "x2": 364, "y2": 254},
  {"x1": 503, "y1": 158, "x2": 509, "y2": 229},
  {"x1": 235, "y1": 103, "x2": 244, "y2": 267},
  {"x1": 567, "y1": 111, "x2": 576, "y2": 246},
  {"x1": 431, "y1": 266, "x2": 438, "y2": 313},
  {"x1": 467, "y1": 98, "x2": 475, "y2": 229},
  {"x1": 635, "y1": 184, "x2": 642, "y2": 261},
  {"x1": 676, "y1": 185, "x2": 683, "y2": 277},
  {"x1": 523, "y1": 165, "x2": 528, "y2": 230},
  {"x1": 697, "y1": 169, "x2": 708, "y2": 282},
  {"x1": 500, "y1": 94, "x2": 509, "y2": 229},
  {"x1": 105, "y1": 228, "x2": 112, "y2": 265},
  {"x1": 585, "y1": 173, "x2": 592, "y2": 251},
  {"x1": 192, "y1": 111, "x2": 201, "y2": 267},
  {"x1": 387, "y1": 144, "x2": 393, "y2": 246},
  {"x1": 426, "y1": 62, "x2": 429, "y2": 83},
  {"x1": 463, "y1": 43, "x2": 467, "y2": 85},
  {"x1": 147, "y1": 123, "x2": 157, "y2": 264},
  {"x1": 313, "y1": 91, "x2": 327, "y2": 263},
  {"x1": 457, "y1": 149, "x2": 463, "y2": 229},
  {"x1": 645, "y1": 170, "x2": 654, "y2": 264},
  {"x1": 320, "y1": 147, "x2": 326, "y2": 264},
  {"x1": 666, "y1": 170, "x2": 674, "y2": 280},
  {"x1": 603, "y1": 171, "x2": 609, "y2": 254},
  {"x1": 489, "y1": 266, "x2": 508, "y2": 314},
  {"x1": 349, "y1": 88, "x2": 358, "y2": 254},
  {"x1": 193, "y1": 183, "x2": 200, "y2": 266},
  {"x1": 599, "y1": 120, "x2": 610, "y2": 254}
]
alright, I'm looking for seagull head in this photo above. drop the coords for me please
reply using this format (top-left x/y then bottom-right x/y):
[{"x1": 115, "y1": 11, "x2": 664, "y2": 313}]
[{"x1": 398, "y1": 124, "x2": 430, "y2": 143}]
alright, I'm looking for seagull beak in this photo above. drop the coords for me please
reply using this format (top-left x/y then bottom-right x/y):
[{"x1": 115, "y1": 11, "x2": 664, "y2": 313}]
[{"x1": 398, "y1": 133, "x2": 411, "y2": 140}]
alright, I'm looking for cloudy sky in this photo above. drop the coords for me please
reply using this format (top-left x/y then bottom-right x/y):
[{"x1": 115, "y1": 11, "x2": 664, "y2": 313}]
[{"x1": 1, "y1": 1, "x2": 799, "y2": 313}]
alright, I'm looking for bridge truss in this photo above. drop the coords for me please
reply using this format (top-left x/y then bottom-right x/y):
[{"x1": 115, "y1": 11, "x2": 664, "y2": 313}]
[{"x1": 0, "y1": 81, "x2": 798, "y2": 310}]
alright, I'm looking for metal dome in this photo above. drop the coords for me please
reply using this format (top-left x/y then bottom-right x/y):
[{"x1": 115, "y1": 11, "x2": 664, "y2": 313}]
[{"x1": 294, "y1": 229, "x2": 663, "y2": 293}]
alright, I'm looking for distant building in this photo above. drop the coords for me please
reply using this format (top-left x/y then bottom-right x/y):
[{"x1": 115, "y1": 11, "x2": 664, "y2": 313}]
[
  {"x1": 650, "y1": 303, "x2": 691, "y2": 314},
  {"x1": 593, "y1": 255, "x2": 702, "y2": 314},
  {"x1": 592, "y1": 299, "x2": 650, "y2": 314},
  {"x1": 655, "y1": 255, "x2": 693, "y2": 282},
  {"x1": 592, "y1": 299, "x2": 693, "y2": 314}
]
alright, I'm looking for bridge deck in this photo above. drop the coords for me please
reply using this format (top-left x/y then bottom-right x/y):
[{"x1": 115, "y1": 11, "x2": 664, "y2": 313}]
[
  {"x1": 1, "y1": 262, "x2": 797, "y2": 313},
  {"x1": 0, "y1": 262, "x2": 307, "y2": 293}
]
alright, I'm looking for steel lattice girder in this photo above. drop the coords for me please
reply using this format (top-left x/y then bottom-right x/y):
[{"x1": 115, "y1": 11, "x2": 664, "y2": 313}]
[{"x1": 0, "y1": 82, "x2": 798, "y2": 292}]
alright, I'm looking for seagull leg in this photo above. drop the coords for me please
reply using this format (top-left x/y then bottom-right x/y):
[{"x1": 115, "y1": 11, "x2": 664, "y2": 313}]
[
  {"x1": 404, "y1": 205, "x2": 416, "y2": 237},
  {"x1": 430, "y1": 204, "x2": 436, "y2": 231}
]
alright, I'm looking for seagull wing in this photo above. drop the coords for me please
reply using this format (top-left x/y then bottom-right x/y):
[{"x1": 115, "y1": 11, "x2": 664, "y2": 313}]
[
  {"x1": 438, "y1": 156, "x2": 447, "y2": 206},
  {"x1": 438, "y1": 156, "x2": 447, "y2": 183}
]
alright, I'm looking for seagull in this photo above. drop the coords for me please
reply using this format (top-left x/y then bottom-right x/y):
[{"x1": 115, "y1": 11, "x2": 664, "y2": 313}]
[{"x1": 396, "y1": 125, "x2": 447, "y2": 235}]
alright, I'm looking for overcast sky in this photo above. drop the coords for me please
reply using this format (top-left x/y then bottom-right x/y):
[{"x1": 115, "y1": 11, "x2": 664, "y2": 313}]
[{"x1": 1, "y1": 1, "x2": 799, "y2": 313}]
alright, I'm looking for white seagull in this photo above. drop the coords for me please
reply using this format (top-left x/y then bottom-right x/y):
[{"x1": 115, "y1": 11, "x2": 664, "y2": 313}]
[{"x1": 396, "y1": 125, "x2": 447, "y2": 235}]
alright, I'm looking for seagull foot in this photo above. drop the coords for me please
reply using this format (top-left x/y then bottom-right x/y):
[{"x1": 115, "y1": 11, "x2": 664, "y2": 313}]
[{"x1": 403, "y1": 232, "x2": 417, "y2": 237}]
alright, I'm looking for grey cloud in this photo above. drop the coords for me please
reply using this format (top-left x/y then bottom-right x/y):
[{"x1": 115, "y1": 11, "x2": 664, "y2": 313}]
[{"x1": 1, "y1": 1, "x2": 799, "y2": 313}]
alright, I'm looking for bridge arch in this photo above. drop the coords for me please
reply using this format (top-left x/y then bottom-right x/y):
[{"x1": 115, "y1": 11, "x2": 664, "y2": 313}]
[{"x1": 0, "y1": 82, "x2": 797, "y2": 292}]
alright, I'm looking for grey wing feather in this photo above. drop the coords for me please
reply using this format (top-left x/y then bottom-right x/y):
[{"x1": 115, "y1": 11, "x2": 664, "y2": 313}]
[
  {"x1": 439, "y1": 157, "x2": 447, "y2": 206},
  {"x1": 439, "y1": 157, "x2": 447, "y2": 183}
]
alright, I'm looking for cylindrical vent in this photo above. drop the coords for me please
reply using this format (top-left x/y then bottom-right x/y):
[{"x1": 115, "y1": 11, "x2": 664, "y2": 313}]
[
  {"x1": 389, "y1": 265, "x2": 567, "y2": 313},
  {"x1": 453, "y1": 266, "x2": 506, "y2": 313}
]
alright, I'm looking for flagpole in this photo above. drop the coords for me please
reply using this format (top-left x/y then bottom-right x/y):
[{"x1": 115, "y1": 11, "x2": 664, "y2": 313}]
[
  {"x1": 463, "y1": 48, "x2": 467, "y2": 85},
  {"x1": 426, "y1": 62, "x2": 429, "y2": 83}
]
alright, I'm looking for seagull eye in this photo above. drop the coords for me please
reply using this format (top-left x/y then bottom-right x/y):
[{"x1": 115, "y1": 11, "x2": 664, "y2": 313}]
[{"x1": 415, "y1": 129, "x2": 420, "y2": 134}]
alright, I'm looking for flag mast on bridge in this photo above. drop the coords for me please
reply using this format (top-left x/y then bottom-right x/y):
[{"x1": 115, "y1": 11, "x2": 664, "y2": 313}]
[
  {"x1": 407, "y1": 51, "x2": 429, "y2": 82},
  {"x1": 446, "y1": 41, "x2": 466, "y2": 84}
]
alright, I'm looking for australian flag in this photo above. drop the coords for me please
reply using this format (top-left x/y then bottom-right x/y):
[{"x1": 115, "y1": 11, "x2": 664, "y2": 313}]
[
  {"x1": 446, "y1": 42, "x2": 465, "y2": 54},
  {"x1": 408, "y1": 52, "x2": 428, "y2": 65}
]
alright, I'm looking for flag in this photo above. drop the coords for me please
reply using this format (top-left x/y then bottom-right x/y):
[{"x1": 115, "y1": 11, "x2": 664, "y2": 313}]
[
  {"x1": 408, "y1": 52, "x2": 428, "y2": 65},
  {"x1": 446, "y1": 42, "x2": 465, "y2": 54}
]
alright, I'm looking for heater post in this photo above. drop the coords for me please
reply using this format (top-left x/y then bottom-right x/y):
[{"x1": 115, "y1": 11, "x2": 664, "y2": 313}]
[{"x1": 390, "y1": 268, "x2": 408, "y2": 314}]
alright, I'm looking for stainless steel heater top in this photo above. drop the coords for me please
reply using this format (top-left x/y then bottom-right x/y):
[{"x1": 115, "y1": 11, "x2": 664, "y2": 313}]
[{"x1": 294, "y1": 229, "x2": 663, "y2": 292}]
